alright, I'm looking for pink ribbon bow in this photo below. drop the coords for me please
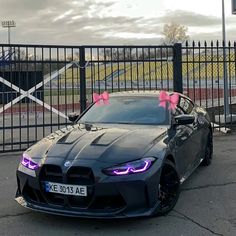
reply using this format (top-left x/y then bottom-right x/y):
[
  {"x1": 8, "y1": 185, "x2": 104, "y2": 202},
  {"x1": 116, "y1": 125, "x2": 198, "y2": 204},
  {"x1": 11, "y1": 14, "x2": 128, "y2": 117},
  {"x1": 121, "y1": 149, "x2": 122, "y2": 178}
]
[
  {"x1": 93, "y1": 91, "x2": 110, "y2": 105},
  {"x1": 159, "y1": 91, "x2": 179, "y2": 110}
]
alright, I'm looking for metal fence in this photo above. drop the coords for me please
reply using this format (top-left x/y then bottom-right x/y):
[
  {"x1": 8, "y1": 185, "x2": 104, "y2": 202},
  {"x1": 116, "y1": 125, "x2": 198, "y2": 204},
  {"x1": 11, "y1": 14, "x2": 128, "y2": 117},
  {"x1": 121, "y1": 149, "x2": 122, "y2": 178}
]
[
  {"x1": 0, "y1": 44, "x2": 176, "y2": 152},
  {"x1": 0, "y1": 42, "x2": 236, "y2": 152},
  {"x1": 182, "y1": 41, "x2": 236, "y2": 130}
]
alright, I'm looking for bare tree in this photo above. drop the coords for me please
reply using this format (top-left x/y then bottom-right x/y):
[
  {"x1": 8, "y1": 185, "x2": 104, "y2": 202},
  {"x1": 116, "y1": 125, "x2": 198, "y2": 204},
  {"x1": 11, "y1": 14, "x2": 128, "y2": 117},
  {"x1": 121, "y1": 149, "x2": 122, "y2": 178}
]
[{"x1": 162, "y1": 22, "x2": 189, "y2": 45}]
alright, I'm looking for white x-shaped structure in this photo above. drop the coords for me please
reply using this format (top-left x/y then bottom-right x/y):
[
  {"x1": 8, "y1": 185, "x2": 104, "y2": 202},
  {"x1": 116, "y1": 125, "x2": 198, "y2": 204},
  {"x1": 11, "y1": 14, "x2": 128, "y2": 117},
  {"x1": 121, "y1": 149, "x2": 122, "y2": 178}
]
[{"x1": 0, "y1": 62, "x2": 75, "y2": 119}]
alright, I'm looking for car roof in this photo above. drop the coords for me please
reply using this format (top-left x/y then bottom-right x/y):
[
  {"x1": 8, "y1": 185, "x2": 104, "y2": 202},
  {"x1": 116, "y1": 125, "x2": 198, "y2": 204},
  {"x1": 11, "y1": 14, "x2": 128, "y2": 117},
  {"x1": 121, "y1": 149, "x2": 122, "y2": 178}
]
[
  {"x1": 109, "y1": 90, "x2": 182, "y2": 98},
  {"x1": 108, "y1": 90, "x2": 194, "y2": 104}
]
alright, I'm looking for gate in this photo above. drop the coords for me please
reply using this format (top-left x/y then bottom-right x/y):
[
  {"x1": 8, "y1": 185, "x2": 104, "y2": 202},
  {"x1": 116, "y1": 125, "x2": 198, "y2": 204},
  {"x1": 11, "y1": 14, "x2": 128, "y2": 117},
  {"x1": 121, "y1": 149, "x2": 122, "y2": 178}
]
[{"x1": 0, "y1": 44, "x2": 175, "y2": 152}]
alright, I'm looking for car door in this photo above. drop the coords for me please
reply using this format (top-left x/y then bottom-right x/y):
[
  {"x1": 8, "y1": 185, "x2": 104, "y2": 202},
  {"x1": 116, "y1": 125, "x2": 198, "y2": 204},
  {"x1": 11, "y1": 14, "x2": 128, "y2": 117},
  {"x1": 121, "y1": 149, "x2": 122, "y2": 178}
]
[
  {"x1": 172, "y1": 106, "x2": 195, "y2": 179},
  {"x1": 178, "y1": 96, "x2": 202, "y2": 170},
  {"x1": 192, "y1": 105, "x2": 210, "y2": 162}
]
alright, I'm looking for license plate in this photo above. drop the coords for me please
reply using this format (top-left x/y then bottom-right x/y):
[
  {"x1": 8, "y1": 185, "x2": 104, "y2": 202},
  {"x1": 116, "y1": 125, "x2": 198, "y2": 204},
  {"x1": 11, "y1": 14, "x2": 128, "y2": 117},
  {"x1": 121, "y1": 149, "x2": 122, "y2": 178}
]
[{"x1": 44, "y1": 182, "x2": 87, "y2": 197}]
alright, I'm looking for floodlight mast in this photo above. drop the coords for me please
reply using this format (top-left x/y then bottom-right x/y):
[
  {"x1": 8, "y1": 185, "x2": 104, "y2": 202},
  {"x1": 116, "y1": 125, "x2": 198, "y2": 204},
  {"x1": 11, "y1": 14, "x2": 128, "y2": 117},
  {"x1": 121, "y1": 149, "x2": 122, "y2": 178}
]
[
  {"x1": 232, "y1": 0, "x2": 236, "y2": 14},
  {"x1": 1, "y1": 20, "x2": 16, "y2": 45},
  {"x1": 222, "y1": 0, "x2": 230, "y2": 117},
  {"x1": 216, "y1": 0, "x2": 236, "y2": 125}
]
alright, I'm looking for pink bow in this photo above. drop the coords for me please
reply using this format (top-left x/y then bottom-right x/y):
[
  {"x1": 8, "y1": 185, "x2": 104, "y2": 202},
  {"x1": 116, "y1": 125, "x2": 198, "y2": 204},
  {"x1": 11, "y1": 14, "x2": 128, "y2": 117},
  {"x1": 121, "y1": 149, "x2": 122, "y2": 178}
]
[
  {"x1": 159, "y1": 91, "x2": 179, "y2": 110},
  {"x1": 93, "y1": 91, "x2": 110, "y2": 105}
]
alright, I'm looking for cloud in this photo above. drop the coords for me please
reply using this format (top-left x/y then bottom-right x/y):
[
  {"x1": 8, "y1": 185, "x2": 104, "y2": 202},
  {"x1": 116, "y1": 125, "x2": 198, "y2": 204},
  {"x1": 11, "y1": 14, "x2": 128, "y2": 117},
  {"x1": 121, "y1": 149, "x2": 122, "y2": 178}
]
[
  {"x1": 190, "y1": 27, "x2": 236, "y2": 43},
  {"x1": 159, "y1": 10, "x2": 222, "y2": 27},
  {"x1": 53, "y1": 10, "x2": 74, "y2": 22},
  {"x1": 0, "y1": 1, "x2": 236, "y2": 45}
]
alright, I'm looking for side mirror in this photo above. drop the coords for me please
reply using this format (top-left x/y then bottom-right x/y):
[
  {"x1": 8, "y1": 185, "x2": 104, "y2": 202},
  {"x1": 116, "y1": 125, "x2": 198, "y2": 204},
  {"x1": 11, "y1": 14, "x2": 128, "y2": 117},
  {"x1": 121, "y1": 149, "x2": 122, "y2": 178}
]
[
  {"x1": 174, "y1": 114, "x2": 195, "y2": 126},
  {"x1": 68, "y1": 113, "x2": 80, "y2": 123}
]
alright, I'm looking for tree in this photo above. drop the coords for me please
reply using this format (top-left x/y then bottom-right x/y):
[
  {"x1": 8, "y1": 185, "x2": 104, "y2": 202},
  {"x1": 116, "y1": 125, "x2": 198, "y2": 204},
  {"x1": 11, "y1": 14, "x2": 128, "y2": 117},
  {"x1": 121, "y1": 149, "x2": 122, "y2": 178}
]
[{"x1": 162, "y1": 22, "x2": 189, "y2": 45}]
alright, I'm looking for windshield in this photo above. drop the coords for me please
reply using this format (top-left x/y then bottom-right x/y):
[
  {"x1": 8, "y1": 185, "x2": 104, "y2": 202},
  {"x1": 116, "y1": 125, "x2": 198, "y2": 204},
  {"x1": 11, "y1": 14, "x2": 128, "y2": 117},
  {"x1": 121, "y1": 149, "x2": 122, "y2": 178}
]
[{"x1": 78, "y1": 96, "x2": 170, "y2": 125}]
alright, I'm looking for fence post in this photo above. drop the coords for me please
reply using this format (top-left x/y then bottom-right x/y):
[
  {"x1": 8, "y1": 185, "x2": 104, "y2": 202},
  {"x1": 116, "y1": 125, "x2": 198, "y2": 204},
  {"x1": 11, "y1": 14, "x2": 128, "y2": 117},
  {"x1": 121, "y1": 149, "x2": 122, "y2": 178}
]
[
  {"x1": 79, "y1": 46, "x2": 87, "y2": 113},
  {"x1": 173, "y1": 43, "x2": 183, "y2": 93}
]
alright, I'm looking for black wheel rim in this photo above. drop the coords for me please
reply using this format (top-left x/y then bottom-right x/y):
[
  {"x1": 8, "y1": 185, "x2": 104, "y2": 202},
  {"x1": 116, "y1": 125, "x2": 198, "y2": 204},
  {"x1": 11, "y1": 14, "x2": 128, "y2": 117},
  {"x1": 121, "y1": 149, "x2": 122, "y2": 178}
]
[{"x1": 158, "y1": 164, "x2": 180, "y2": 212}]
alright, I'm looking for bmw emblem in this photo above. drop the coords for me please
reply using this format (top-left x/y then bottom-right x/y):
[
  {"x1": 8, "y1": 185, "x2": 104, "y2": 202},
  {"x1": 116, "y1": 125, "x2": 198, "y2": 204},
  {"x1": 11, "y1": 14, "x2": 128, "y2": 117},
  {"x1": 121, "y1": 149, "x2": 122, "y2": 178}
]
[{"x1": 64, "y1": 161, "x2": 72, "y2": 168}]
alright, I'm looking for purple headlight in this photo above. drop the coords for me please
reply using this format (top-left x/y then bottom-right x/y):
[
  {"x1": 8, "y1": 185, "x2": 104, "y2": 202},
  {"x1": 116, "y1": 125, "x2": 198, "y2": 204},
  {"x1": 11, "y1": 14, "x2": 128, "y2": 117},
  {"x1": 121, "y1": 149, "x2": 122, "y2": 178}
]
[
  {"x1": 21, "y1": 154, "x2": 39, "y2": 170},
  {"x1": 103, "y1": 157, "x2": 155, "y2": 176}
]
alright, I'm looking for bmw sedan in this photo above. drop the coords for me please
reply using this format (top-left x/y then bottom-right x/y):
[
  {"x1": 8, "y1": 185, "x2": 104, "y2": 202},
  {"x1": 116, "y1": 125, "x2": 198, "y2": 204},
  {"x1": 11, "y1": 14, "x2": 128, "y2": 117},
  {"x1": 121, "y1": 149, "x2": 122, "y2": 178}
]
[{"x1": 15, "y1": 91, "x2": 213, "y2": 218}]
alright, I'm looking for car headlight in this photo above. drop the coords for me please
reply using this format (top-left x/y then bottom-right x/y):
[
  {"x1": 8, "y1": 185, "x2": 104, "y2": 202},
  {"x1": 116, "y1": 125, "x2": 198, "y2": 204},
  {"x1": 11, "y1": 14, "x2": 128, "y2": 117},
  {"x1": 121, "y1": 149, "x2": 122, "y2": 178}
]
[
  {"x1": 21, "y1": 153, "x2": 39, "y2": 170},
  {"x1": 103, "y1": 157, "x2": 156, "y2": 176}
]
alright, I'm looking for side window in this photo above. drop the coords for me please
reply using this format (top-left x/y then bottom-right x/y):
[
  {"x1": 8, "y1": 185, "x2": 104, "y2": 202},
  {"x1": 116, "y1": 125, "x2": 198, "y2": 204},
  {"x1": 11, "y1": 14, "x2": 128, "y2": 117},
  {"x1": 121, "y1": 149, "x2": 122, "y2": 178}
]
[{"x1": 179, "y1": 96, "x2": 194, "y2": 114}]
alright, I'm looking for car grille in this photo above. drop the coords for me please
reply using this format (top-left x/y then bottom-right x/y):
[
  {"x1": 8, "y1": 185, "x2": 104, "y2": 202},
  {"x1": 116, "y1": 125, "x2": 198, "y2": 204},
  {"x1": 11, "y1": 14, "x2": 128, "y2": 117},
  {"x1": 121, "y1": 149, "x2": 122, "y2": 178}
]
[
  {"x1": 39, "y1": 165, "x2": 65, "y2": 205},
  {"x1": 22, "y1": 164, "x2": 126, "y2": 212},
  {"x1": 23, "y1": 183, "x2": 47, "y2": 204},
  {"x1": 40, "y1": 165, "x2": 63, "y2": 183},
  {"x1": 67, "y1": 166, "x2": 94, "y2": 185},
  {"x1": 39, "y1": 165, "x2": 94, "y2": 207}
]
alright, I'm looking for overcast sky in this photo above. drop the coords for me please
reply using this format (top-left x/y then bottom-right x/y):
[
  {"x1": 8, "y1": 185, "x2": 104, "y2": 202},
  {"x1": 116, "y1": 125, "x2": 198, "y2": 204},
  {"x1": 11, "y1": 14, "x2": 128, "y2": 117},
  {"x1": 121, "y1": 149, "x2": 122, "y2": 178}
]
[{"x1": 0, "y1": 0, "x2": 236, "y2": 45}]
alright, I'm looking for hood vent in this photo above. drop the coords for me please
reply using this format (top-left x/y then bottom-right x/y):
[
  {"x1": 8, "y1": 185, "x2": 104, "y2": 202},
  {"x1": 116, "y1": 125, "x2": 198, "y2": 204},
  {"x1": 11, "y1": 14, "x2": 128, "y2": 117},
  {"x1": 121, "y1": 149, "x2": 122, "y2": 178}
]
[{"x1": 90, "y1": 131, "x2": 126, "y2": 146}]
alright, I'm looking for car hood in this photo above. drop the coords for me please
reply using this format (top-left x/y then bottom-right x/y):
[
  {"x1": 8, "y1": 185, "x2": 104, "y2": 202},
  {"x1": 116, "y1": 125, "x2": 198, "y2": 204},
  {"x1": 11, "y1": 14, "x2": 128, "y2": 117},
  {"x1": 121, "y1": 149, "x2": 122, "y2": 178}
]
[{"x1": 26, "y1": 124, "x2": 167, "y2": 164}]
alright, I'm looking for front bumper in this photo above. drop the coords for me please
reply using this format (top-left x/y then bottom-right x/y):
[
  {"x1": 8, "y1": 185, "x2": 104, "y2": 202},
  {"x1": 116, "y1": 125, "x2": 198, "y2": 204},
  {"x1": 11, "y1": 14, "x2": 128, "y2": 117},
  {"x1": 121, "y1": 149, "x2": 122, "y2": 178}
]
[
  {"x1": 15, "y1": 195, "x2": 161, "y2": 218},
  {"x1": 15, "y1": 162, "x2": 162, "y2": 218}
]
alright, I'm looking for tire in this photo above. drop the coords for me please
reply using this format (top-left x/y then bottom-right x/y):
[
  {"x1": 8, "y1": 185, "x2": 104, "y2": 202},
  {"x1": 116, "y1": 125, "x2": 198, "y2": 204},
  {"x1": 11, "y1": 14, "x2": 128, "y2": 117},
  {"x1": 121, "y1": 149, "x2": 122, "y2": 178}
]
[
  {"x1": 156, "y1": 160, "x2": 180, "y2": 216},
  {"x1": 201, "y1": 129, "x2": 213, "y2": 166}
]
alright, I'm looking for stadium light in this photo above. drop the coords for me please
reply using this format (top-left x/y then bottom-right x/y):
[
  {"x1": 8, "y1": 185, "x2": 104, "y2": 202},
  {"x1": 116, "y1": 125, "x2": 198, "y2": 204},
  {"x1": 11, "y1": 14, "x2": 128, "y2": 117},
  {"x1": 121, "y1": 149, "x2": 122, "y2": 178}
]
[
  {"x1": 221, "y1": 0, "x2": 230, "y2": 118},
  {"x1": 215, "y1": 0, "x2": 236, "y2": 124},
  {"x1": 1, "y1": 20, "x2": 16, "y2": 44},
  {"x1": 232, "y1": 0, "x2": 236, "y2": 14}
]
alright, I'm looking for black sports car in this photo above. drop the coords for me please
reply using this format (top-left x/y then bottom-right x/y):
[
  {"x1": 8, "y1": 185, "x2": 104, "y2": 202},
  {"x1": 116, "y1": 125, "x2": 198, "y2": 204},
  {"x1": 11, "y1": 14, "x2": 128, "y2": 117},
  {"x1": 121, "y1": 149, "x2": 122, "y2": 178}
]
[{"x1": 15, "y1": 91, "x2": 213, "y2": 218}]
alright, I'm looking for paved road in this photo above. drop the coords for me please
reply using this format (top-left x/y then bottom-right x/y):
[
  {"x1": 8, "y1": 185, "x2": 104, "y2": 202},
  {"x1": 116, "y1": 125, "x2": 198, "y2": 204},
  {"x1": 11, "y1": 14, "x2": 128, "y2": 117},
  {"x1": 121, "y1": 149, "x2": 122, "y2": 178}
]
[{"x1": 0, "y1": 134, "x2": 236, "y2": 236}]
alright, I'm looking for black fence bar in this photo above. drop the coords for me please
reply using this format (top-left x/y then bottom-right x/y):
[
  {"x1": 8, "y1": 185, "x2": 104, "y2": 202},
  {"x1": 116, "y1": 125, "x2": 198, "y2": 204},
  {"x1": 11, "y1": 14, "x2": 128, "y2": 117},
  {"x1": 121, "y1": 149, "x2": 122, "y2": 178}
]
[
  {"x1": 173, "y1": 43, "x2": 183, "y2": 93},
  {"x1": 79, "y1": 46, "x2": 87, "y2": 113}
]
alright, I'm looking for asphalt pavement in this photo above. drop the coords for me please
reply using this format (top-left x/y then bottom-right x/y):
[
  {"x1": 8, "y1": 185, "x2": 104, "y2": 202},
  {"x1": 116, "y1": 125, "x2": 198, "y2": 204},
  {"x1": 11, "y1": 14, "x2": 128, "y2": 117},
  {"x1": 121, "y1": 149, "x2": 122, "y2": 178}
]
[{"x1": 0, "y1": 133, "x2": 236, "y2": 236}]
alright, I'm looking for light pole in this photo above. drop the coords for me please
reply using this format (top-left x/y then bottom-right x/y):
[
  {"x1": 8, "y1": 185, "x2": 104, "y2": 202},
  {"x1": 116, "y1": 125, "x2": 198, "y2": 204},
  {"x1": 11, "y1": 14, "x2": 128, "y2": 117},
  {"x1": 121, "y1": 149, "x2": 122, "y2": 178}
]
[
  {"x1": 222, "y1": 0, "x2": 230, "y2": 117},
  {"x1": 215, "y1": 0, "x2": 236, "y2": 125},
  {"x1": 1, "y1": 20, "x2": 16, "y2": 45}
]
